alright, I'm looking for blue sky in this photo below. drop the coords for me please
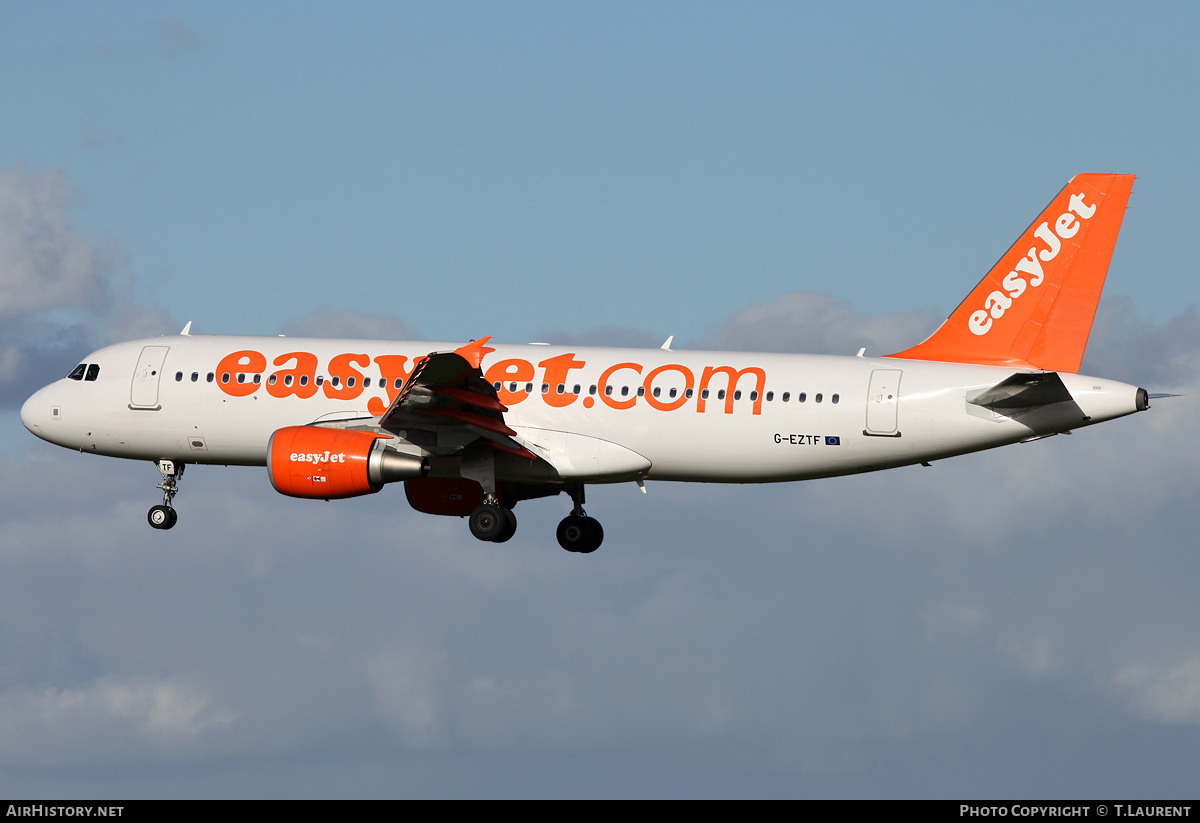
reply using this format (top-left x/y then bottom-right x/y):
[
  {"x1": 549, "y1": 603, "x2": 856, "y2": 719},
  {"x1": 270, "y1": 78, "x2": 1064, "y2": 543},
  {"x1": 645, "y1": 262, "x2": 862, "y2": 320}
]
[
  {"x1": 2, "y1": 2, "x2": 1200, "y2": 798},
  {"x1": 5, "y1": 2, "x2": 1199, "y2": 341}
]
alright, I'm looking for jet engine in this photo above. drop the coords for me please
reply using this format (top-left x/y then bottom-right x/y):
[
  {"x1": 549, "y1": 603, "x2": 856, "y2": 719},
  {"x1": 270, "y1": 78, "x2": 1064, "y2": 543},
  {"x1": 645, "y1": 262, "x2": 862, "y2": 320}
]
[{"x1": 268, "y1": 425, "x2": 428, "y2": 499}]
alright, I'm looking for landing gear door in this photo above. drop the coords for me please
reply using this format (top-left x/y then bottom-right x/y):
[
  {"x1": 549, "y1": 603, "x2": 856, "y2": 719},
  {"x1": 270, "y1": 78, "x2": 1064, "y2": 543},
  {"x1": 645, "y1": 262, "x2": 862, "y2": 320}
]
[
  {"x1": 865, "y1": 368, "x2": 902, "y2": 435},
  {"x1": 130, "y1": 345, "x2": 170, "y2": 409}
]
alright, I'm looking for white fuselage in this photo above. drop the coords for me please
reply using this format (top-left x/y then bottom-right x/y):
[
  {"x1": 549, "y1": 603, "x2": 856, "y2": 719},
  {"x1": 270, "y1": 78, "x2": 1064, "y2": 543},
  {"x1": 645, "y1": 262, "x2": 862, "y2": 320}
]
[{"x1": 20, "y1": 334, "x2": 1144, "y2": 485}]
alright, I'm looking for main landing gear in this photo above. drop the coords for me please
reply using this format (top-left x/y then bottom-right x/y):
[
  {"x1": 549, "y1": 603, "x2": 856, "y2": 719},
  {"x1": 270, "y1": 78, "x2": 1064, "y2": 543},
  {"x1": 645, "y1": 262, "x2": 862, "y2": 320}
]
[
  {"x1": 469, "y1": 500, "x2": 517, "y2": 543},
  {"x1": 148, "y1": 459, "x2": 183, "y2": 530},
  {"x1": 557, "y1": 484, "x2": 603, "y2": 554},
  {"x1": 461, "y1": 445, "x2": 517, "y2": 544},
  {"x1": 462, "y1": 482, "x2": 604, "y2": 552},
  {"x1": 458, "y1": 446, "x2": 603, "y2": 551}
]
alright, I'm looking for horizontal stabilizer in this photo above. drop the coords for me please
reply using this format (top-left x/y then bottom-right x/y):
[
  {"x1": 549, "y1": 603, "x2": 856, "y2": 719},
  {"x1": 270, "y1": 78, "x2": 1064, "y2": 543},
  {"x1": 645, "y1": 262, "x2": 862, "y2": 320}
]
[{"x1": 968, "y1": 372, "x2": 1074, "y2": 409}]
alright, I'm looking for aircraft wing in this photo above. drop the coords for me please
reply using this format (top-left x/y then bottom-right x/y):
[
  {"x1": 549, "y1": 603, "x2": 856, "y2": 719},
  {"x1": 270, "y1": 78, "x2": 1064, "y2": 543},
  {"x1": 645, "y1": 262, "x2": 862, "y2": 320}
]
[{"x1": 377, "y1": 337, "x2": 538, "y2": 460}]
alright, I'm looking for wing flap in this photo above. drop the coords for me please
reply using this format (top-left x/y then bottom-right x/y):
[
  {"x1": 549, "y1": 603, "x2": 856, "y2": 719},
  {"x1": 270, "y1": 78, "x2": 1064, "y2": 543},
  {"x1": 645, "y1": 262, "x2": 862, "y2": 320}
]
[
  {"x1": 375, "y1": 337, "x2": 544, "y2": 465},
  {"x1": 434, "y1": 386, "x2": 508, "y2": 412},
  {"x1": 378, "y1": 338, "x2": 501, "y2": 431},
  {"x1": 426, "y1": 407, "x2": 518, "y2": 437}
]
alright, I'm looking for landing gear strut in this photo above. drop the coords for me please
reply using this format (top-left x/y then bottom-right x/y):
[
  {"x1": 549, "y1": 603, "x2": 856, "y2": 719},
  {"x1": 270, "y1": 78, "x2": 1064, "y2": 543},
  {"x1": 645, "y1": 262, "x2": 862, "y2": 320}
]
[
  {"x1": 148, "y1": 459, "x2": 183, "y2": 530},
  {"x1": 557, "y1": 484, "x2": 603, "y2": 553}
]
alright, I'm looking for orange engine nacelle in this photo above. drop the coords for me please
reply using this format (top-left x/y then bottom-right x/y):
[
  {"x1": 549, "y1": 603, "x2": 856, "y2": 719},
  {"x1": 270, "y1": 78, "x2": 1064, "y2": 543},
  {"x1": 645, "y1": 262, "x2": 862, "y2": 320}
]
[
  {"x1": 268, "y1": 426, "x2": 428, "y2": 500},
  {"x1": 405, "y1": 477, "x2": 500, "y2": 517}
]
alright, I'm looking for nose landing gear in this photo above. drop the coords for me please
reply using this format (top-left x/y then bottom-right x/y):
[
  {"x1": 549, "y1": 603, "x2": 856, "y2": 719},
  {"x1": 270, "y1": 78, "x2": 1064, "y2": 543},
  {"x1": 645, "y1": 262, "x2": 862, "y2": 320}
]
[
  {"x1": 148, "y1": 459, "x2": 183, "y2": 530},
  {"x1": 147, "y1": 504, "x2": 177, "y2": 529}
]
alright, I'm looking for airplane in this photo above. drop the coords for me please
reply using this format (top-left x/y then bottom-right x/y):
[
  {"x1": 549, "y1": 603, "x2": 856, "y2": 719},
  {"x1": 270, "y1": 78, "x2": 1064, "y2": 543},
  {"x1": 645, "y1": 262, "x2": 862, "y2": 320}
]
[{"x1": 21, "y1": 173, "x2": 1152, "y2": 553}]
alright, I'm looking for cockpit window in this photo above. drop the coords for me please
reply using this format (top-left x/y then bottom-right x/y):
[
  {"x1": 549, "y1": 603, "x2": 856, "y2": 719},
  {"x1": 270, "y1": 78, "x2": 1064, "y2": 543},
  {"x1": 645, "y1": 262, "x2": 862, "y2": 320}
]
[
  {"x1": 85, "y1": 364, "x2": 100, "y2": 381},
  {"x1": 68, "y1": 364, "x2": 87, "y2": 381}
]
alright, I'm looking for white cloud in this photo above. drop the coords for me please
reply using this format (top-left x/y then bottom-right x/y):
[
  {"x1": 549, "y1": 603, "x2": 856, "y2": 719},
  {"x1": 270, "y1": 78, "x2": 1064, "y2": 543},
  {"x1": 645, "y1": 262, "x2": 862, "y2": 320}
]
[
  {"x1": 0, "y1": 345, "x2": 21, "y2": 382},
  {"x1": 151, "y1": 18, "x2": 203, "y2": 57},
  {"x1": 0, "y1": 164, "x2": 114, "y2": 321},
  {"x1": 0, "y1": 675, "x2": 235, "y2": 766},
  {"x1": 0, "y1": 164, "x2": 177, "y2": 408},
  {"x1": 367, "y1": 647, "x2": 449, "y2": 749},
  {"x1": 1115, "y1": 656, "x2": 1200, "y2": 726},
  {"x1": 997, "y1": 634, "x2": 1058, "y2": 679},
  {"x1": 695, "y1": 291, "x2": 939, "y2": 355},
  {"x1": 106, "y1": 300, "x2": 177, "y2": 343},
  {"x1": 1083, "y1": 296, "x2": 1200, "y2": 388},
  {"x1": 4, "y1": 262, "x2": 1200, "y2": 792}
]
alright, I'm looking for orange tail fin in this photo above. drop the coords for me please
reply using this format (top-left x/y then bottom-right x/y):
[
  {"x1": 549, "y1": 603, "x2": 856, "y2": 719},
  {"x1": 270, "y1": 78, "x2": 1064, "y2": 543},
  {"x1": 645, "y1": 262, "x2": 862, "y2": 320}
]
[{"x1": 887, "y1": 173, "x2": 1135, "y2": 373}]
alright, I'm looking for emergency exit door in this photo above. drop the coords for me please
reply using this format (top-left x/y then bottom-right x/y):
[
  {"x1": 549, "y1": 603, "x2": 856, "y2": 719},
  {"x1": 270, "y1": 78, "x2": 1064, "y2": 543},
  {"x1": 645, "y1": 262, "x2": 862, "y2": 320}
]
[
  {"x1": 130, "y1": 346, "x2": 170, "y2": 409},
  {"x1": 865, "y1": 368, "x2": 902, "y2": 435}
]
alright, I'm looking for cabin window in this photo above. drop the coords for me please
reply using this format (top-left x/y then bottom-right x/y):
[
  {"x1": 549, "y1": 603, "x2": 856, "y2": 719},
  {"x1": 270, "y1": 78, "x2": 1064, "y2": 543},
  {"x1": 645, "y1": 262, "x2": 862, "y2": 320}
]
[
  {"x1": 284, "y1": 375, "x2": 293, "y2": 386},
  {"x1": 733, "y1": 390, "x2": 741, "y2": 400},
  {"x1": 605, "y1": 386, "x2": 613, "y2": 396},
  {"x1": 300, "y1": 375, "x2": 309, "y2": 386},
  {"x1": 68, "y1": 364, "x2": 86, "y2": 381},
  {"x1": 701, "y1": 389, "x2": 709, "y2": 399},
  {"x1": 750, "y1": 391, "x2": 758, "y2": 401},
  {"x1": 175, "y1": 372, "x2": 183, "y2": 382},
  {"x1": 717, "y1": 390, "x2": 725, "y2": 400},
  {"x1": 557, "y1": 384, "x2": 565, "y2": 394},
  {"x1": 832, "y1": 394, "x2": 839, "y2": 404},
  {"x1": 363, "y1": 377, "x2": 371, "y2": 388},
  {"x1": 394, "y1": 378, "x2": 403, "y2": 389},
  {"x1": 494, "y1": 382, "x2": 502, "y2": 391},
  {"x1": 525, "y1": 383, "x2": 533, "y2": 393},
  {"x1": 766, "y1": 391, "x2": 774, "y2": 401},
  {"x1": 347, "y1": 377, "x2": 356, "y2": 388},
  {"x1": 815, "y1": 393, "x2": 823, "y2": 403},
  {"x1": 573, "y1": 384, "x2": 581, "y2": 395},
  {"x1": 508, "y1": 382, "x2": 517, "y2": 392},
  {"x1": 268, "y1": 374, "x2": 277, "y2": 385},
  {"x1": 85, "y1": 364, "x2": 100, "y2": 381},
  {"x1": 589, "y1": 385, "x2": 597, "y2": 395},
  {"x1": 669, "y1": 388, "x2": 677, "y2": 398},
  {"x1": 686, "y1": 388, "x2": 694, "y2": 399},
  {"x1": 620, "y1": 386, "x2": 629, "y2": 397},
  {"x1": 798, "y1": 392, "x2": 806, "y2": 403},
  {"x1": 237, "y1": 374, "x2": 245, "y2": 383},
  {"x1": 221, "y1": 373, "x2": 230, "y2": 384},
  {"x1": 253, "y1": 374, "x2": 261, "y2": 384},
  {"x1": 331, "y1": 376, "x2": 340, "y2": 387},
  {"x1": 652, "y1": 387, "x2": 661, "y2": 398},
  {"x1": 782, "y1": 392, "x2": 790, "y2": 402},
  {"x1": 542, "y1": 383, "x2": 549, "y2": 394},
  {"x1": 191, "y1": 372, "x2": 199, "y2": 382},
  {"x1": 636, "y1": 387, "x2": 645, "y2": 397}
]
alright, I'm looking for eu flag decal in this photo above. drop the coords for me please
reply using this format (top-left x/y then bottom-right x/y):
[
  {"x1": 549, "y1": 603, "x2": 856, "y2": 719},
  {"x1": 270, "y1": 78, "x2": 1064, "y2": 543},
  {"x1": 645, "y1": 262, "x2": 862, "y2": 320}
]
[{"x1": 825, "y1": 436, "x2": 841, "y2": 446}]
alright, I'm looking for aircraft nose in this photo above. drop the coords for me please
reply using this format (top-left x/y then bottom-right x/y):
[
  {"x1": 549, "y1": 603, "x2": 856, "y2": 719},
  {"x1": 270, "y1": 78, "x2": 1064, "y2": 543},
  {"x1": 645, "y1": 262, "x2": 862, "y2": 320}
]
[{"x1": 21, "y1": 387, "x2": 48, "y2": 437}]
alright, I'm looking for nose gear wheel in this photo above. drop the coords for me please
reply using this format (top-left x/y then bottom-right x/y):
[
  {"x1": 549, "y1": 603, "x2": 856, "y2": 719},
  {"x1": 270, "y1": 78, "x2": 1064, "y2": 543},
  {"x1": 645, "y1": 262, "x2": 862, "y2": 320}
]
[{"x1": 148, "y1": 459, "x2": 183, "y2": 530}]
